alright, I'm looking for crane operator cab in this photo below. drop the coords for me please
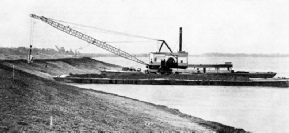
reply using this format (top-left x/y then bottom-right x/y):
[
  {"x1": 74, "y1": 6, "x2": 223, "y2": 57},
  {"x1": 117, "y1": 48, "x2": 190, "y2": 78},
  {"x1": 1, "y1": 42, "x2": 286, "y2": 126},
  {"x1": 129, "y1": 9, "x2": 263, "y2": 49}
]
[{"x1": 146, "y1": 51, "x2": 188, "y2": 74}]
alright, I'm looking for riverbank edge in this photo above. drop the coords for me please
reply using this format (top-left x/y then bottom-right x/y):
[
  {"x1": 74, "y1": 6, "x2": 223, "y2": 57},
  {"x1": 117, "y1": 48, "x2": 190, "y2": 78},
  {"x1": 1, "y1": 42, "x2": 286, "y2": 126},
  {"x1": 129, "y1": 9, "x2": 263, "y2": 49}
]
[{"x1": 0, "y1": 57, "x2": 248, "y2": 132}]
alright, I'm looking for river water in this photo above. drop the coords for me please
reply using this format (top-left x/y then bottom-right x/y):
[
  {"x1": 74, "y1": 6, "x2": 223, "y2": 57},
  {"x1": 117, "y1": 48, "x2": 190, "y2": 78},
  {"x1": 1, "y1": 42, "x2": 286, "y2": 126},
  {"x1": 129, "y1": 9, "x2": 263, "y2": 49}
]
[{"x1": 72, "y1": 57, "x2": 289, "y2": 133}]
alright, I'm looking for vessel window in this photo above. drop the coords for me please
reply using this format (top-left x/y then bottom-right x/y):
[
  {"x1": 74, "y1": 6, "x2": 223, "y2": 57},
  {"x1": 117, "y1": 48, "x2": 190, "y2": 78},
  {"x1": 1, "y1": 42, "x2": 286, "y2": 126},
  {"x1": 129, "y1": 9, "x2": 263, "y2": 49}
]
[{"x1": 178, "y1": 57, "x2": 187, "y2": 63}]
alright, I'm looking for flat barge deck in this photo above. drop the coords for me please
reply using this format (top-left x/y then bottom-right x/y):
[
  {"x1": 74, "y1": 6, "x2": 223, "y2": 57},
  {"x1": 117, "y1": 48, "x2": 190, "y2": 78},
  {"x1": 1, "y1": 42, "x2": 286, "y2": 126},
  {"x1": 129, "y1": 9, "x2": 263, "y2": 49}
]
[{"x1": 54, "y1": 77, "x2": 289, "y2": 87}]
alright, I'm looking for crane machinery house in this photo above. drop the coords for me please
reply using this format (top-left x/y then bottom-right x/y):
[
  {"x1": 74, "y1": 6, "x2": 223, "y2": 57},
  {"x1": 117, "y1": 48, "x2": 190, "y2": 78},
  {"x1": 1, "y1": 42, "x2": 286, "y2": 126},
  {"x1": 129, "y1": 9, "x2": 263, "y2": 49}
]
[{"x1": 149, "y1": 51, "x2": 188, "y2": 69}]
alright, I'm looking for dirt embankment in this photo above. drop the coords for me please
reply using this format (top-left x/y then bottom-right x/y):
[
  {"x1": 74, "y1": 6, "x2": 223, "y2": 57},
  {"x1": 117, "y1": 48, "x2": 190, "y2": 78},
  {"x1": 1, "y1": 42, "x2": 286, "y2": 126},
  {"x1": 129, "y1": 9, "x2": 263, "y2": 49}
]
[
  {"x1": 0, "y1": 57, "x2": 248, "y2": 132},
  {"x1": 0, "y1": 57, "x2": 121, "y2": 79}
]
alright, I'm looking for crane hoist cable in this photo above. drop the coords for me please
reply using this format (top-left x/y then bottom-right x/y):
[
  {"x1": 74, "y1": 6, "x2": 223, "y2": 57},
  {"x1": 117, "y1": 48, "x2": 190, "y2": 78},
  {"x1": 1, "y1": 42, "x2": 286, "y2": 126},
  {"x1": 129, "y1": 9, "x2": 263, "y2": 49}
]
[
  {"x1": 51, "y1": 18, "x2": 160, "y2": 41},
  {"x1": 106, "y1": 41, "x2": 153, "y2": 43},
  {"x1": 70, "y1": 26, "x2": 155, "y2": 42},
  {"x1": 70, "y1": 26, "x2": 156, "y2": 44},
  {"x1": 29, "y1": 17, "x2": 41, "y2": 56},
  {"x1": 51, "y1": 18, "x2": 173, "y2": 53},
  {"x1": 30, "y1": 17, "x2": 34, "y2": 47}
]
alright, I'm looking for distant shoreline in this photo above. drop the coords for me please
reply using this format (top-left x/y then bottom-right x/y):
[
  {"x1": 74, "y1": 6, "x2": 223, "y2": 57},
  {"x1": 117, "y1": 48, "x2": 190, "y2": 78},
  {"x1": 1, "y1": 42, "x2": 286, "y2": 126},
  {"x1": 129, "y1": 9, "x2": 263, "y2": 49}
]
[{"x1": 1, "y1": 47, "x2": 289, "y2": 59}]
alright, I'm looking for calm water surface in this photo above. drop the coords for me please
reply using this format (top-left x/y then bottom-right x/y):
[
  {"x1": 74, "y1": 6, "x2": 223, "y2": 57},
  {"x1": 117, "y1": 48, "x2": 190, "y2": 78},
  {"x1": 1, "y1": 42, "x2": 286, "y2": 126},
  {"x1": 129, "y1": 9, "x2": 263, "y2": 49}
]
[
  {"x1": 72, "y1": 84, "x2": 289, "y2": 133},
  {"x1": 72, "y1": 57, "x2": 289, "y2": 133}
]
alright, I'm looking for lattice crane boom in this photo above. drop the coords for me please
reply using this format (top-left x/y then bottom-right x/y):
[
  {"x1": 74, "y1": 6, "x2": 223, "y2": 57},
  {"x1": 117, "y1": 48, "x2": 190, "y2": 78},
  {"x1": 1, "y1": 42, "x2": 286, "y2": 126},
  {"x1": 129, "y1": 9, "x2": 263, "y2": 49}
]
[{"x1": 30, "y1": 14, "x2": 148, "y2": 65}]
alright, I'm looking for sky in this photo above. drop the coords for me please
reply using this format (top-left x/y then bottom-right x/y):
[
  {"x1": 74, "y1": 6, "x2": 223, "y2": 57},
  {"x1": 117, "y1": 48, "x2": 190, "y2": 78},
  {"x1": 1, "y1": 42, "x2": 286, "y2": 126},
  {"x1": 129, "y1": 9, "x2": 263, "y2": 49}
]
[{"x1": 1, "y1": 0, "x2": 289, "y2": 54}]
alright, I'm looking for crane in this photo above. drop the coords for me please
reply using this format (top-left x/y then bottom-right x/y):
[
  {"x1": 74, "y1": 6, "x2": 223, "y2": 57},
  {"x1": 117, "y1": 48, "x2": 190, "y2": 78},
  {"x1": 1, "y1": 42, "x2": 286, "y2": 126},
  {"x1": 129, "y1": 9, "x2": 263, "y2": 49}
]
[{"x1": 30, "y1": 14, "x2": 148, "y2": 65}]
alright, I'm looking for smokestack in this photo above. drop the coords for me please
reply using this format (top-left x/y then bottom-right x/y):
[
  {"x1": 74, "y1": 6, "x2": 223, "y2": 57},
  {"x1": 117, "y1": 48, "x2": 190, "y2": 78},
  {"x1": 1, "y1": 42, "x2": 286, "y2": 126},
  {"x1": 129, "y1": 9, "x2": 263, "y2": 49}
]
[{"x1": 179, "y1": 27, "x2": 182, "y2": 52}]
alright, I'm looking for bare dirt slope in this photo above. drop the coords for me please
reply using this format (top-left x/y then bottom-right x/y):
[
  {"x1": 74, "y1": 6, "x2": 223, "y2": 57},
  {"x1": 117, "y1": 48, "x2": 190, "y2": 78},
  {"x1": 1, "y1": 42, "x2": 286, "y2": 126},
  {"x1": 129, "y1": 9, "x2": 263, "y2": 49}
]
[
  {"x1": 1, "y1": 57, "x2": 121, "y2": 79},
  {"x1": 0, "y1": 58, "x2": 247, "y2": 132}
]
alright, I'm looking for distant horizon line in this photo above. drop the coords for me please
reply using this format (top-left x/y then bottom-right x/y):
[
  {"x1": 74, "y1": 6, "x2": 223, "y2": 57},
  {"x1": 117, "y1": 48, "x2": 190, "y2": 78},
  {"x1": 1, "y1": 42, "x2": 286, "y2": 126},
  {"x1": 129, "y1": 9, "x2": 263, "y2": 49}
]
[{"x1": 1, "y1": 47, "x2": 289, "y2": 57}]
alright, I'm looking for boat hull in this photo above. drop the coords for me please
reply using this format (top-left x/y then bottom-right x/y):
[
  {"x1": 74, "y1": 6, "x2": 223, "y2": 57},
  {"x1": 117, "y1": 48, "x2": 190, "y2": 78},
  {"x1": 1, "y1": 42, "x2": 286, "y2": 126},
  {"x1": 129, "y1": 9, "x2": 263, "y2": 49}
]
[
  {"x1": 228, "y1": 72, "x2": 277, "y2": 78},
  {"x1": 102, "y1": 70, "x2": 277, "y2": 78},
  {"x1": 202, "y1": 72, "x2": 277, "y2": 78}
]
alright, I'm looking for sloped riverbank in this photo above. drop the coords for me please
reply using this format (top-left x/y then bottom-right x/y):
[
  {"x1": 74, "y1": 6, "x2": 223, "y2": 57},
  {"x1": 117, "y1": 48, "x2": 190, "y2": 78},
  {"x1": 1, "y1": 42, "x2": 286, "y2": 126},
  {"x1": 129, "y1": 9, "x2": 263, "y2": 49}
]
[{"x1": 0, "y1": 57, "x2": 247, "y2": 132}]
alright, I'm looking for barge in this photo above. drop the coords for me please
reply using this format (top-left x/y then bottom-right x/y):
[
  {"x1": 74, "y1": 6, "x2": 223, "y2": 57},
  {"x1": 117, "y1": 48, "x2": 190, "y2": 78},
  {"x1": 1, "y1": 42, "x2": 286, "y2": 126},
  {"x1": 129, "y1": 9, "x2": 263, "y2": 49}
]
[{"x1": 53, "y1": 76, "x2": 289, "y2": 87}]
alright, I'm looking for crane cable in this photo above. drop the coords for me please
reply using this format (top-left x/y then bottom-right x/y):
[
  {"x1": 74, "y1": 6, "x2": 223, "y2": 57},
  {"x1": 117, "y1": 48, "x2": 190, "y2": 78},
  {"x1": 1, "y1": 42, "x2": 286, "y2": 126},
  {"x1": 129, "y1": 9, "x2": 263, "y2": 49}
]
[
  {"x1": 69, "y1": 26, "x2": 154, "y2": 43},
  {"x1": 69, "y1": 25, "x2": 162, "y2": 52},
  {"x1": 29, "y1": 17, "x2": 40, "y2": 55},
  {"x1": 105, "y1": 41, "x2": 153, "y2": 43},
  {"x1": 30, "y1": 17, "x2": 34, "y2": 47},
  {"x1": 50, "y1": 17, "x2": 167, "y2": 53},
  {"x1": 51, "y1": 18, "x2": 160, "y2": 41}
]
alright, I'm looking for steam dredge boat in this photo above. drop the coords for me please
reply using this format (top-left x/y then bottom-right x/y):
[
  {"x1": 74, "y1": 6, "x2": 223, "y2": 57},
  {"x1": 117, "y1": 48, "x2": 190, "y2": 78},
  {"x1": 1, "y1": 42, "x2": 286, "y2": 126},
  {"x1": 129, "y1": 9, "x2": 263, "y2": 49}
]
[
  {"x1": 143, "y1": 27, "x2": 277, "y2": 78},
  {"x1": 30, "y1": 14, "x2": 277, "y2": 79}
]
